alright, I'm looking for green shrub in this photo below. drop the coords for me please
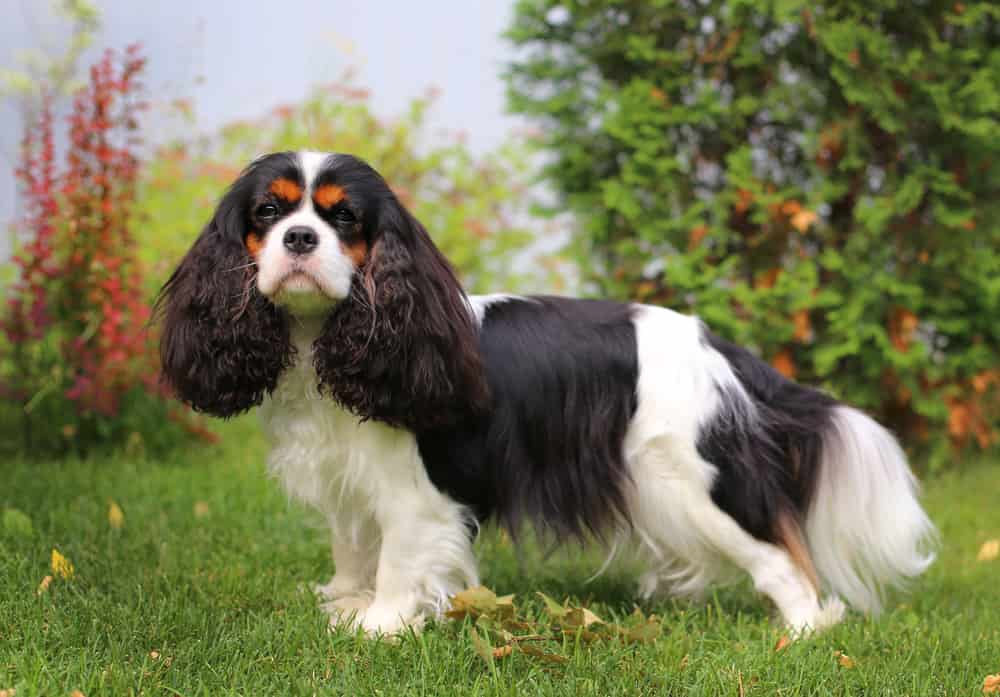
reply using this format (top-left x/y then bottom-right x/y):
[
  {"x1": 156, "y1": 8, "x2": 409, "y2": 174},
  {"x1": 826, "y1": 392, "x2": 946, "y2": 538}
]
[{"x1": 506, "y1": 0, "x2": 1000, "y2": 466}]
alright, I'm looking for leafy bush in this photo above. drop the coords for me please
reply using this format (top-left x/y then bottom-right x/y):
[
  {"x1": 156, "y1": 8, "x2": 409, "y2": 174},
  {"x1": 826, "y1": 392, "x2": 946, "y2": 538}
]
[
  {"x1": 136, "y1": 80, "x2": 540, "y2": 294},
  {"x1": 506, "y1": 0, "x2": 1000, "y2": 465},
  {"x1": 1, "y1": 47, "x2": 199, "y2": 457}
]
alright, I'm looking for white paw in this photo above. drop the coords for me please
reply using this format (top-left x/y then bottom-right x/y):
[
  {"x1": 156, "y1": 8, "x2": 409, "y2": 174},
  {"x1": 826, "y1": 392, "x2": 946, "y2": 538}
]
[
  {"x1": 322, "y1": 591, "x2": 375, "y2": 628},
  {"x1": 357, "y1": 603, "x2": 425, "y2": 638},
  {"x1": 313, "y1": 574, "x2": 369, "y2": 601},
  {"x1": 785, "y1": 597, "x2": 847, "y2": 637}
]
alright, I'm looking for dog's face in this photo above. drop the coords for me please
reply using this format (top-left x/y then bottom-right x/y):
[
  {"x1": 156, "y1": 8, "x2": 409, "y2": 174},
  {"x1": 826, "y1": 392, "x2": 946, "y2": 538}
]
[
  {"x1": 229, "y1": 152, "x2": 389, "y2": 315},
  {"x1": 156, "y1": 151, "x2": 489, "y2": 427}
]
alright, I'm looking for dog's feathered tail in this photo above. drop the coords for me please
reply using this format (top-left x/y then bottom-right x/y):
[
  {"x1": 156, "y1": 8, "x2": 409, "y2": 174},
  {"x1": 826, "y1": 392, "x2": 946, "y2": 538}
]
[{"x1": 805, "y1": 405, "x2": 937, "y2": 613}]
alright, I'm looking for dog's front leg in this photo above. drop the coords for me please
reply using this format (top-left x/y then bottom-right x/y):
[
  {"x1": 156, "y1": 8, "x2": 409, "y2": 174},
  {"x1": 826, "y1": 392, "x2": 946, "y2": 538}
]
[{"x1": 357, "y1": 487, "x2": 478, "y2": 637}]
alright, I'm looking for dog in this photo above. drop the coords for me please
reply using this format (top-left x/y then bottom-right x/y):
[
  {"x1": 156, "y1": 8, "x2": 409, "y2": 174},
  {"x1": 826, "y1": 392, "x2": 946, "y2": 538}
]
[{"x1": 157, "y1": 150, "x2": 936, "y2": 636}]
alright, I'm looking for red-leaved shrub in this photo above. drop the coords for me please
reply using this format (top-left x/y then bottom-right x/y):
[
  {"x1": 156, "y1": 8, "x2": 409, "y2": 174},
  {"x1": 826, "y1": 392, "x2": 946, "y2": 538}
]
[{"x1": 1, "y1": 46, "x2": 208, "y2": 456}]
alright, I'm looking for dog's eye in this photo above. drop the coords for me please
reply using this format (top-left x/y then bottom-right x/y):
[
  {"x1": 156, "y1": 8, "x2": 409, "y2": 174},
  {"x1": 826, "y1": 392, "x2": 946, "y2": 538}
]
[
  {"x1": 334, "y1": 208, "x2": 356, "y2": 224},
  {"x1": 256, "y1": 204, "x2": 279, "y2": 220}
]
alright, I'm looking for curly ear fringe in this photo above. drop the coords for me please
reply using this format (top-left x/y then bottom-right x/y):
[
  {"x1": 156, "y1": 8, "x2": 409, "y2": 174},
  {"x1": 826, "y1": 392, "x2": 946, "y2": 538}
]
[
  {"x1": 156, "y1": 228, "x2": 293, "y2": 418},
  {"x1": 314, "y1": 207, "x2": 490, "y2": 431}
]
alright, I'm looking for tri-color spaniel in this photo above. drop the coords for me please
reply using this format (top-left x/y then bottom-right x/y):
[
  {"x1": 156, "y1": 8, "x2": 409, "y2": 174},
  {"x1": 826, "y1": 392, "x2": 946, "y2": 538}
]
[{"x1": 158, "y1": 151, "x2": 936, "y2": 637}]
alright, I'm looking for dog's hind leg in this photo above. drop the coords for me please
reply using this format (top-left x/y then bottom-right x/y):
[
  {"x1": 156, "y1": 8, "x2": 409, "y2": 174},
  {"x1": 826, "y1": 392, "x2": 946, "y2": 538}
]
[{"x1": 630, "y1": 439, "x2": 844, "y2": 635}]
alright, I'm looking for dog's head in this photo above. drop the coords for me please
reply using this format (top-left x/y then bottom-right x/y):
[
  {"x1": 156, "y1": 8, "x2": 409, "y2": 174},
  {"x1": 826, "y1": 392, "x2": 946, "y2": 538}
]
[{"x1": 157, "y1": 151, "x2": 489, "y2": 428}]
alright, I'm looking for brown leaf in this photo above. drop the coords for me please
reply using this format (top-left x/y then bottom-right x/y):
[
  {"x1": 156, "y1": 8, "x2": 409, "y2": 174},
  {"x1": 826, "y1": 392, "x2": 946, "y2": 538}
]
[
  {"x1": 834, "y1": 650, "x2": 855, "y2": 669},
  {"x1": 791, "y1": 209, "x2": 818, "y2": 233},
  {"x1": 193, "y1": 501, "x2": 210, "y2": 518},
  {"x1": 755, "y1": 268, "x2": 781, "y2": 290},
  {"x1": 688, "y1": 224, "x2": 709, "y2": 250},
  {"x1": 977, "y1": 540, "x2": 999, "y2": 562},
  {"x1": 984, "y1": 674, "x2": 1000, "y2": 694},
  {"x1": 888, "y1": 307, "x2": 918, "y2": 352},
  {"x1": 492, "y1": 644, "x2": 514, "y2": 659},
  {"x1": 70, "y1": 691, "x2": 86, "y2": 697},
  {"x1": 36, "y1": 575, "x2": 53, "y2": 596},
  {"x1": 774, "y1": 634, "x2": 792, "y2": 652},
  {"x1": 518, "y1": 643, "x2": 569, "y2": 663},
  {"x1": 781, "y1": 200, "x2": 802, "y2": 216},
  {"x1": 448, "y1": 586, "x2": 508, "y2": 620},
  {"x1": 792, "y1": 310, "x2": 812, "y2": 342},
  {"x1": 771, "y1": 349, "x2": 797, "y2": 379},
  {"x1": 734, "y1": 188, "x2": 754, "y2": 214},
  {"x1": 649, "y1": 87, "x2": 668, "y2": 105}
]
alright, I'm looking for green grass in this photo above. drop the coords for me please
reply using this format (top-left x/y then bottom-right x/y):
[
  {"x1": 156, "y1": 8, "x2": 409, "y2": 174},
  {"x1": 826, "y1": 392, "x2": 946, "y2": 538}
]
[{"x1": 2, "y1": 420, "x2": 998, "y2": 696}]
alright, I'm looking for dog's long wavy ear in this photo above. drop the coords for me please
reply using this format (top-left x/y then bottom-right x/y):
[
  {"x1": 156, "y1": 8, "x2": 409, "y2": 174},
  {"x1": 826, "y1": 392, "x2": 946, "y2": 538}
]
[
  {"x1": 155, "y1": 187, "x2": 293, "y2": 418},
  {"x1": 314, "y1": 197, "x2": 489, "y2": 431}
]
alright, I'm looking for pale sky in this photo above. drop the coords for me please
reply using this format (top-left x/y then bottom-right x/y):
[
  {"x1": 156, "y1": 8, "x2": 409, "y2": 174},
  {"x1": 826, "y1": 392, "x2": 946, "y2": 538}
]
[{"x1": 0, "y1": 0, "x2": 522, "y2": 259}]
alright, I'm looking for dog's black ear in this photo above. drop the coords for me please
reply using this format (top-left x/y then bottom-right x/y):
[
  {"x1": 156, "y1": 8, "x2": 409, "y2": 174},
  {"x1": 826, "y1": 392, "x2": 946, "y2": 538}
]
[
  {"x1": 156, "y1": 183, "x2": 293, "y2": 418},
  {"x1": 314, "y1": 196, "x2": 489, "y2": 430}
]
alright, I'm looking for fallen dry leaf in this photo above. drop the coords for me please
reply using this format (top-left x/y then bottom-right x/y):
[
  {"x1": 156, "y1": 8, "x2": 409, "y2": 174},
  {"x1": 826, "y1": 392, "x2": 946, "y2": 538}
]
[
  {"x1": 834, "y1": 650, "x2": 855, "y2": 669},
  {"x1": 774, "y1": 634, "x2": 792, "y2": 652},
  {"x1": 977, "y1": 540, "x2": 999, "y2": 562},
  {"x1": 70, "y1": 691, "x2": 86, "y2": 697},
  {"x1": 492, "y1": 645, "x2": 514, "y2": 659},
  {"x1": 149, "y1": 650, "x2": 160, "y2": 660},
  {"x1": 0, "y1": 688, "x2": 16, "y2": 697},
  {"x1": 36, "y1": 575, "x2": 53, "y2": 596},
  {"x1": 51, "y1": 549, "x2": 74, "y2": 580},
  {"x1": 518, "y1": 643, "x2": 569, "y2": 663},
  {"x1": 984, "y1": 674, "x2": 1000, "y2": 694},
  {"x1": 193, "y1": 501, "x2": 210, "y2": 518},
  {"x1": 108, "y1": 501, "x2": 124, "y2": 530}
]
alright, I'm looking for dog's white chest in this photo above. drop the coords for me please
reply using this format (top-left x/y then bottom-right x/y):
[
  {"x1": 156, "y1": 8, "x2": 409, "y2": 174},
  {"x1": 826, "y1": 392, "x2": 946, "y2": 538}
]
[{"x1": 258, "y1": 331, "x2": 410, "y2": 513}]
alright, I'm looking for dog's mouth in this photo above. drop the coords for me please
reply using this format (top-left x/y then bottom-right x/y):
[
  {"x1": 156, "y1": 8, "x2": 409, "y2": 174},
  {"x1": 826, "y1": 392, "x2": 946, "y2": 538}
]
[
  {"x1": 276, "y1": 269, "x2": 321, "y2": 294},
  {"x1": 271, "y1": 267, "x2": 338, "y2": 316}
]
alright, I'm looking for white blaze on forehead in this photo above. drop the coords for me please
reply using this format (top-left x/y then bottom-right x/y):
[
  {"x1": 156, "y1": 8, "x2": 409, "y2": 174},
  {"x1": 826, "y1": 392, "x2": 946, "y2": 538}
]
[{"x1": 298, "y1": 151, "x2": 333, "y2": 193}]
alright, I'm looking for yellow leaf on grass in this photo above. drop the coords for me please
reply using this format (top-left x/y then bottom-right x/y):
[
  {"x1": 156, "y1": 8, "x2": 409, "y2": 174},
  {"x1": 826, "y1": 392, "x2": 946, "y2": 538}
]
[
  {"x1": 984, "y1": 674, "x2": 1000, "y2": 694},
  {"x1": 108, "y1": 501, "x2": 124, "y2": 530},
  {"x1": 0, "y1": 688, "x2": 16, "y2": 697},
  {"x1": 37, "y1": 575, "x2": 53, "y2": 595},
  {"x1": 977, "y1": 540, "x2": 999, "y2": 562},
  {"x1": 51, "y1": 549, "x2": 74, "y2": 580},
  {"x1": 193, "y1": 501, "x2": 210, "y2": 518},
  {"x1": 834, "y1": 650, "x2": 855, "y2": 669},
  {"x1": 70, "y1": 691, "x2": 86, "y2": 697},
  {"x1": 774, "y1": 634, "x2": 792, "y2": 652}
]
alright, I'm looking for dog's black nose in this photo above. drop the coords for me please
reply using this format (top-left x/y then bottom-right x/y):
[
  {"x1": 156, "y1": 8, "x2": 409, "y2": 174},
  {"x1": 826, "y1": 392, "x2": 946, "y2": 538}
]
[{"x1": 283, "y1": 226, "x2": 319, "y2": 256}]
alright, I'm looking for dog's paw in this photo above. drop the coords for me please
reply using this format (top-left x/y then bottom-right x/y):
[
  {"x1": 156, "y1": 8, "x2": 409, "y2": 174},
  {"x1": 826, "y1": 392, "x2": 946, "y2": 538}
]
[
  {"x1": 355, "y1": 603, "x2": 426, "y2": 639},
  {"x1": 785, "y1": 596, "x2": 847, "y2": 638},
  {"x1": 313, "y1": 574, "x2": 370, "y2": 601},
  {"x1": 322, "y1": 591, "x2": 375, "y2": 629}
]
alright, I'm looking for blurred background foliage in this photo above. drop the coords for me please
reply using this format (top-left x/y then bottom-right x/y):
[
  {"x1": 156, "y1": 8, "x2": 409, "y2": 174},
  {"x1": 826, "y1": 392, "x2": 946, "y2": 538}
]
[
  {"x1": 2, "y1": 0, "x2": 998, "y2": 468},
  {"x1": 506, "y1": 0, "x2": 1000, "y2": 468}
]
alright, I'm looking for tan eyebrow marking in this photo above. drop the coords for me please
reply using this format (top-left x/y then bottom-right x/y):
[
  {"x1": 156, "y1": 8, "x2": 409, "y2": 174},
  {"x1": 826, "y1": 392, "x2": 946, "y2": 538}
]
[
  {"x1": 313, "y1": 183, "x2": 346, "y2": 208},
  {"x1": 246, "y1": 232, "x2": 264, "y2": 257},
  {"x1": 269, "y1": 178, "x2": 303, "y2": 203}
]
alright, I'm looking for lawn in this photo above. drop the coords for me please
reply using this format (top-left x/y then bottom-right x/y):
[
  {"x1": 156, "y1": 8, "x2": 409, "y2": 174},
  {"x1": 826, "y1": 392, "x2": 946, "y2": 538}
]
[{"x1": 2, "y1": 419, "x2": 998, "y2": 696}]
